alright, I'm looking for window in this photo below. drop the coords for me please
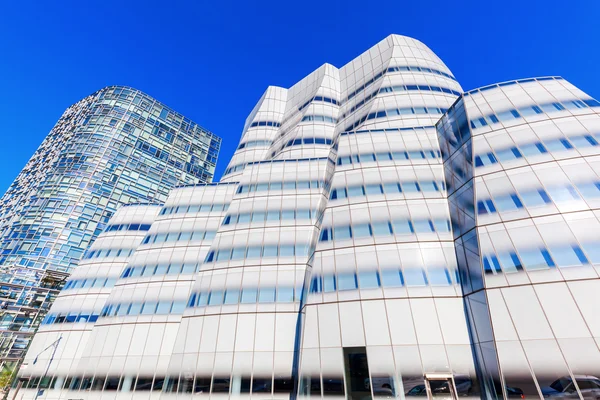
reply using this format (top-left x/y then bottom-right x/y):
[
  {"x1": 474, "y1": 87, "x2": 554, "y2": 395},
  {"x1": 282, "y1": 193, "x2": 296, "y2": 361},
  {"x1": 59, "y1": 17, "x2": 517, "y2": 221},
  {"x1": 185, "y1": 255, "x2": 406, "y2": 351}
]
[
  {"x1": 259, "y1": 288, "x2": 275, "y2": 303},
  {"x1": 544, "y1": 138, "x2": 573, "y2": 152},
  {"x1": 334, "y1": 225, "x2": 352, "y2": 241},
  {"x1": 372, "y1": 222, "x2": 392, "y2": 236},
  {"x1": 380, "y1": 269, "x2": 404, "y2": 287},
  {"x1": 518, "y1": 248, "x2": 555, "y2": 270},
  {"x1": 403, "y1": 268, "x2": 427, "y2": 286},
  {"x1": 576, "y1": 182, "x2": 600, "y2": 198},
  {"x1": 241, "y1": 288, "x2": 258, "y2": 304},
  {"x1": 353, "y1": 223, "x2": 371, "y2": 238},
  {"x1": 520, "y1": 189, "x2": 552, "y2": 208},
  {"x1": 337, "y1": 273, "x2": 358, "y2": 291},
  {"x1": 495, "y1": 147, "x2": 522, "y2": 162},
  {"x1": 498, "y1": 252, "x2": 523, "y2": 273},
  {"x1": 546, "y1": 185, "x2": 580, "y2": 203},
  {"x1": 494, "y1": 194, "x2": 523, "y2": 212},
  {"x1": 548, "y1": 245, "x2": 588, "y2": 267},
  {"x1": 358, "y1": 270, "x2": 380, "y2": 289}
]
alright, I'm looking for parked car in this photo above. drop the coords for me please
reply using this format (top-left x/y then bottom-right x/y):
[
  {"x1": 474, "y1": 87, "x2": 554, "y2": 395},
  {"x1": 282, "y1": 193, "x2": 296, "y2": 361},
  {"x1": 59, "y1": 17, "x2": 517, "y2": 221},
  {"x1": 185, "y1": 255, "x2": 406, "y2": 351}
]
[{"x1": 542, "y1": 375, "x2": 600, "y2": 398}]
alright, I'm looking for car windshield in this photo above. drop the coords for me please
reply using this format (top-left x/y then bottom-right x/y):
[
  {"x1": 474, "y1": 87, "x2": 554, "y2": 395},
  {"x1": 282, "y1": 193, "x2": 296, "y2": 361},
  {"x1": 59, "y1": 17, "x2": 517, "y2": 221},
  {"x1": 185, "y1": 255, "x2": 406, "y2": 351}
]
[{"x1": 550, "y1": 378, "x2": 572, "y2": 392}]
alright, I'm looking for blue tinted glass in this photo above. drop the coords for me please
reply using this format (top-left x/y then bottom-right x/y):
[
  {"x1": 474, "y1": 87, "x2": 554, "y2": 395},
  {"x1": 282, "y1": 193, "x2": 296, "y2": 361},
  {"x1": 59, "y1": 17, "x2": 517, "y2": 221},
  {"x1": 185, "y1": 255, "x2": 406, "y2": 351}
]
[
  {"x1": 413, "y1": 220, "x2": 434, "y2": 233},
  {"x1": 494, "y1": 195, "x2": 521, "y2": 212},
  {"x1": 334, "y1": 226, "x2": 352, "y2": 240},
  {"x1": 546, "y1": 186, "x2": 580, "y2": 203},
  {"x1": 323, "y1": 275, "x2": 336, "y2": 292},
  {"x1": 570, "y1": 135, "x2": 598, "y2": 148},
  {"x1": 428, "y1": 268, "x2": 452, "y2": 285},
  {"x1": 403, "y1": 269, "x2": 427, "y2": 286},
  {"x1": 277, "y1": 287, "x2": 295, "y2": 302},
  {"x1": 352, "y1": 223, "x2": 371, "y2": 238},
  {"x1": 337, "y1": 273, "x2": 358, "y2": 291},
  {"x1": 576, "y1": 182, "x2": 600, "y2": 198},
  {"x1": 519, "y1": 249, "x2": 554, "y2": 270},
  {"x1": 262, "y1": 246, "x2": 278, "y2": 258},
  {"x1": 371, "y1": 222, "x2": 392, "y2": 236},
  {"x1": 279, "y1": 245, "x2": 295, "y2": 257},
  {"x1": 549, "y1": 246, "x2": 588, "y2": 267},
  {"x1": 495, "y1": 148, "x2": 522, "y2": 162},
  {"x1": 208, "y1": 291, "x2": 224, "y2": 305},
  {"x1": 224, "y1": 290, "x2": 239, "y2": 304},
  {"x1": 347, "y1": 186, "x2": 364, "y2": 197},
  {"x1": 246, "y1": 247, "x2": 262, "y2": 258},
  {"x1": 380, "y1": 269, "x2": 403, "y2": 287},
  {"x1": 520, "y1": 190, "x2": 552, "y2": 208},
  {"x1": 365, "y1": 184, "x2": 383, "y2": 195},
  {"x1": 358, "y1": 271, "x2": 380, "y2": 289},
  {"x1": 498, "y1": 252, "x2": 523, "y2": 273},
  {"x1": 258, "y1": 288, "x2": 275, "y2": 303},
  {"x1": 581, "y1": 243, "x2": 600, "y2": 264},
  {"x1": 241, "y1": 289, "x2": 258, "y2": 304},
  {"x1": 392, "y1": 220, "x2": 414, "y2": 235},
  {"x1": 402, "y1": 182, "x2": 420, "y2": 192}
]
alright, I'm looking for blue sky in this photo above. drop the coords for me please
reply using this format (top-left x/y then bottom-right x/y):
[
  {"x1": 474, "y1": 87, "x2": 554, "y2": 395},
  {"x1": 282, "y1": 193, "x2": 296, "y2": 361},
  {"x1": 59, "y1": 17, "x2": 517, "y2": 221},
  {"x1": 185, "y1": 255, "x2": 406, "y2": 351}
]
[{"x1": 0, "y1": 0, "x2": 599, "y2": 192}]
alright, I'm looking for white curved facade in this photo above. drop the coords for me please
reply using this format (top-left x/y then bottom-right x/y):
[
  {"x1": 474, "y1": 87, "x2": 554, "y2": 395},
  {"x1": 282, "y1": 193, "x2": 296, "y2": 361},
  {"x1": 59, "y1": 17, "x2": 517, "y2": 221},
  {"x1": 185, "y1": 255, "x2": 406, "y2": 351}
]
[{"x1": 15, "y1": 34, "x2": 600, "y2": 400}]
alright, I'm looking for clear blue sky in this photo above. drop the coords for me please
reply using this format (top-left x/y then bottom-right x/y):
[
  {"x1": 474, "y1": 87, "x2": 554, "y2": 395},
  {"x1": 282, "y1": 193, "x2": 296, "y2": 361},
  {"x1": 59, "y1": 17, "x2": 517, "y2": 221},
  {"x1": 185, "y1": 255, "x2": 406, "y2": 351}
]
[{"x1": 1, "y1": 0, "x2": 599, "y2": 192}]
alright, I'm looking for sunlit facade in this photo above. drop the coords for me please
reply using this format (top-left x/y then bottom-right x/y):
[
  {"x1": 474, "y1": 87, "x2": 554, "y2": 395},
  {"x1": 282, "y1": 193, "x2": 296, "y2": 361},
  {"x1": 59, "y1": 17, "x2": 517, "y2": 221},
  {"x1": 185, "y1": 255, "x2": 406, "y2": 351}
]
[
  {"x1": 0, "y1": 86, "x2": 220, "y2": 371},
  {"x1": 14, "y1": 35, "x2": 600, "y2": 400}
]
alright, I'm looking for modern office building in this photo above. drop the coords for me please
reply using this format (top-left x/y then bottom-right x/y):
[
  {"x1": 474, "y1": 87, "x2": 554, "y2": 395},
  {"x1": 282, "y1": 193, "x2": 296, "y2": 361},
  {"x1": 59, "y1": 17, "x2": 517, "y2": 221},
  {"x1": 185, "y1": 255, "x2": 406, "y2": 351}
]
[
  {"x1": 0, "y1": 86, "x2": 221, "y2": 372},
  {"x1": 14, "y1": 35, "x2": 600, "y2": 400}
]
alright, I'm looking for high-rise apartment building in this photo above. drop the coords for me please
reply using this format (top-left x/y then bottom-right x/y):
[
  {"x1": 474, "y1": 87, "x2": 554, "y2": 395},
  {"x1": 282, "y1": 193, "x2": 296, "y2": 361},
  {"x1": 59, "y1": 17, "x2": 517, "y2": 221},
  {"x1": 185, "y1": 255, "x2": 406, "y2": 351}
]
[
  {"x1": 14, "y1": 35, "x2": 600, "y2": 400},
  {"x1": 0, "y1": 86, "x2": 220, "y2": 372}
]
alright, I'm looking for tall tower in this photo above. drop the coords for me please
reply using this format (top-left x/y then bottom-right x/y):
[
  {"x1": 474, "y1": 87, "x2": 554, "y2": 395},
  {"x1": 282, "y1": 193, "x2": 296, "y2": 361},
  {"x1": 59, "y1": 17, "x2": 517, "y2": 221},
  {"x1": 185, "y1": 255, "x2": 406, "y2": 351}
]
[{"x1": 0, "y1": 86, "x2": 220, "y2": 371}]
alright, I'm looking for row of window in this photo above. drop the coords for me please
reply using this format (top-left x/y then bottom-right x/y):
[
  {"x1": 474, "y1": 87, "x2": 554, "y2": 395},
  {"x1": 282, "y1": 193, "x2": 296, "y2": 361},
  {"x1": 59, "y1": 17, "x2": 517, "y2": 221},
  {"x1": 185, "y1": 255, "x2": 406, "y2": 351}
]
[
  {"x1": 82, "y1": 248, "x2": 135, "y2": 260},
  {"x1": 463, "y1": 76, "x2": 560, "y2": 96},
  {"x1": 346, "y1": 64, "x2": 457, "y2": 102},
  {"x1": 236, "y1": 140, "x2": 272, "y2": 150},
  {"x1": 341, "y1": 84, "x2": 460, "y2": 119},
  {"x1": 280, "y1": 137, "x2": 333, "y2": 151},
  {"x1": 121, "y1": 263, "x2": 200, "y2": 279},
  {"x1": 298, "y1": 95, "x2": 339, "y2": 111},
  {"x1": 103, "y1": 223, "x2": 151, "y2": 232},
  {"x1": 366, "y1": 106, "x2": 449, "y2": 121},
  {"x1": 477, "y1": 181, "x2": 600, "y2": 215},
  {"x1": 224, "y1": 155, "x2": 331, "y2": 178},
  {"x1": 204, "y1": 243, "x2": 311, "y2": 263},
  {"x1": 310, "y1": 266, "x2": 457, "y2": 293},
  {"x1": 319, "y1": 218, "x2": 451, "y2": 242},
  {"x1": 483, "y1": 241, "x2": 600, "y2": 275},
  {"x1": 249, "y1": 121, "x2": 281, "y2": 128},
  {"x1": 187, "y1": 285, "x2": 299, "y2": 308},
  {"x1": 344, "y1": 106, "x2": 448, "y2": 131},
  {"x1": 236, "y1": 180, "x2": 326, "y2": 194},
  {"x1": 340, "y1": 125, "x2": 435, "y2": 137},
  {"x1": 222, "y1": 209, "x2": 316, "y2": 226},
  {"x1": 474, "y1": 133, "x2": 600, "y2": 168},
  {"x1": 222, "y1": 162, "x2": 247, "y2": 176},
  {"x1": 300, "y1": 115, "x2": 337, "y2": 124},
  {"x1": 100, "y1": 300, "x2": 187, "y2": 317},
  {"x1": 42, "y1": 312, "x2": 99, "y2": 325},
  {"x1": 336, "y1": 149, "x2": 441, "y2": 166},
  {"x1": 330, "y1": 180, "x2": 446, "y2": 200},
  {"x1": 63, "y1": 277, "x2": 117, "y2": 291},
  {"x1": 18, "y1": 374, "x2": 298, "y2": 395},
  {"x1": 159, "y1": 203, "x2": 229, "y2": 215},
  {"x1": 141, "y1": 230, "x2": 216, "y2": 245},
  {"x1": 469, "y1": 98, "x2": 600, "y2": 129}
]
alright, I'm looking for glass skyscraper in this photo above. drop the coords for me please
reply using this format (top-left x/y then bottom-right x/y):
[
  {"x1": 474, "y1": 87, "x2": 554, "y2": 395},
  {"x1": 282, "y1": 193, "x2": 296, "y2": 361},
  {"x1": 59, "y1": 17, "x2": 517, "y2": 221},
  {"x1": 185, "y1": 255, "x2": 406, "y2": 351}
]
[
  {"x1": 0, "y1": 86, "x2": 220, "y2": 372},
  {"x1": 14, "y1": 35, "x2": 600, "y2": 400}
]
